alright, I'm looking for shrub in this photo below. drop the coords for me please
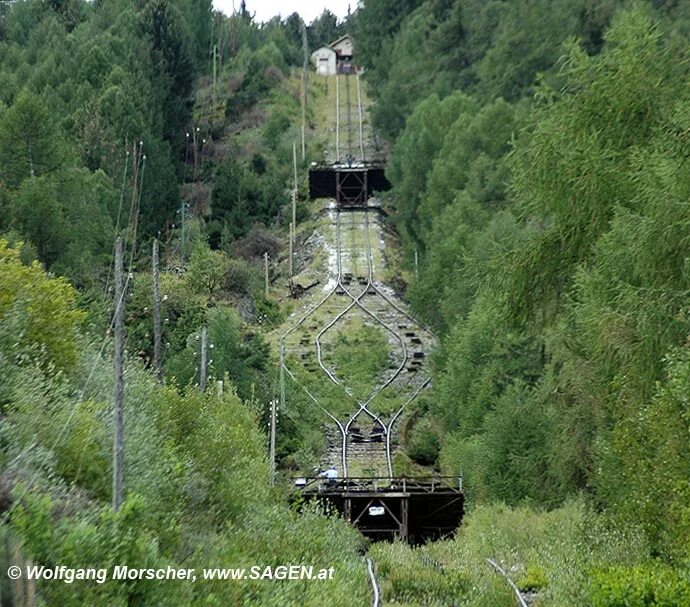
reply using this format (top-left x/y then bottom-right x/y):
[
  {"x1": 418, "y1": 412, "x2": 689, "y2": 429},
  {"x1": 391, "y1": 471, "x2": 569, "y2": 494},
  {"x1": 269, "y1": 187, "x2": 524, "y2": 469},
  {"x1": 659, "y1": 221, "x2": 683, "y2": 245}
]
[{"x1": 591, "y1": 565, "x2": 690, "y2": 607}]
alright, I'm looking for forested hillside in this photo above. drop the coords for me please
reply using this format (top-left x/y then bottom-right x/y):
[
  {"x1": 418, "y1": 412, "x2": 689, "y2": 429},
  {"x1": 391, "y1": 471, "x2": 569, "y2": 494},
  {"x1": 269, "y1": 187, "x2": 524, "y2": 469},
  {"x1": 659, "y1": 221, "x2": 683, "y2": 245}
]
[
  {"x1": 2, "y1": 0, "x2": 690, "y2": 604},
  {"x1": 0, "y1": 2, "x2": 370, "y2": 605},
  {"x1": 355, "y1": 0, "x2": 690, "y2": 602}
]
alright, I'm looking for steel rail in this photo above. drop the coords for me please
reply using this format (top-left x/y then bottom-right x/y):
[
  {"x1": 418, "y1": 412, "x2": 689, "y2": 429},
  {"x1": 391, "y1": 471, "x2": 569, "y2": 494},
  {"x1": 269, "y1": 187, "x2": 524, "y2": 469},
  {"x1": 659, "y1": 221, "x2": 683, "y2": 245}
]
[
  {"x1": 366, "y1": 558, "x2": 381, "y2": 607},
  {"x1": 486, "y1": 559, "x2": 530, "y2": 607},
  {"x1": 385, "y1": 378, "x2": 432, "y2": 478},
  {"x1": 340, "y1": 209, "x2": 410, "y2": 475},
  {"x1": 280, "y1": 68, "x2": 436, "y2": 481},
  {"x1": 282, "y1": 363, "x2": 348, "y2": 472}
]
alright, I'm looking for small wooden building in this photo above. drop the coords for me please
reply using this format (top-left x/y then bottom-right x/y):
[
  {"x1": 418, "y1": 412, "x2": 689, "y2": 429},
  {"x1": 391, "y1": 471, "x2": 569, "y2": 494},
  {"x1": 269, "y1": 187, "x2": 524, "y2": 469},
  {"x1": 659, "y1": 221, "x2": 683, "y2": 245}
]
[
  {"x1": 311, "y1": 34, "x2": 357, "y2": 76},
  {"x1": 330, "y1": 34, "x2": 354, "y2": 74},
  {"x1": 311, "y1": 46, "x2": 337, "y2": 76}
]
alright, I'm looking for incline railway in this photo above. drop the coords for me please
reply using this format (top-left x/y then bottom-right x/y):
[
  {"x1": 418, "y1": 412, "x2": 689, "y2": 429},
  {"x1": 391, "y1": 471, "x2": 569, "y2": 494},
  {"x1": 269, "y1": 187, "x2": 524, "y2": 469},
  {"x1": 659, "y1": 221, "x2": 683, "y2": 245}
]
[{"x1": 280, "y1": 63, "x2": 463, "y2": 544}]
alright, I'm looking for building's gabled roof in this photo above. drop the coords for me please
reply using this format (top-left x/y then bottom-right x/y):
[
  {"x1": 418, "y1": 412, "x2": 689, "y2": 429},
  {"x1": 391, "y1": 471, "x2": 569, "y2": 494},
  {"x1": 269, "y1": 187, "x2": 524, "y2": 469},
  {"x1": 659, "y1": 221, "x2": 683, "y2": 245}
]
[{"x1": 329, "y1": 34, "x2": 353, "y2": 49}]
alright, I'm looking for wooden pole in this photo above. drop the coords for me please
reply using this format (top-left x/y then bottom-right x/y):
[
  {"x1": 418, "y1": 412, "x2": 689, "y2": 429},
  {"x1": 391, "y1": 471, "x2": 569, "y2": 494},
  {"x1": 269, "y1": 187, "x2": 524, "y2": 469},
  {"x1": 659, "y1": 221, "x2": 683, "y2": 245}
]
[
  {"x1": 292, "y1": 188, "x2": 297, "y2": 239},
  {"x1": 293, "y1": 141, "x2": 298, "y2": 192},
  {"x1": 301, "y1": 20, "x2": 308, "y2": 160},
  {"x1": 200, "y1": 326, "x2": 208, "y2": 391},
  {"x1": 276, "y1": 338, "x2": 286, "y2": 484},
  {"x1": 152, "y1": 239, "x2": 163, "y2": 384},
  {"x1": 113, "y1": 237, "x2": 125, "y2": 512},
  {"x1": 264, "y1": 251, "x2": 269, "y2": 298},
  {"x1": 270, "y1": 398, "x2": 277, "y2": 485},
  {"x1": 180, "y1": 200, "x2": 187, "y2": 262},
  {"x1": 212, "y1": 43, "x2": 217, "y2": 112},
  {"x1": 289, "y1": 222, "x2": 294, "y2": 278}
]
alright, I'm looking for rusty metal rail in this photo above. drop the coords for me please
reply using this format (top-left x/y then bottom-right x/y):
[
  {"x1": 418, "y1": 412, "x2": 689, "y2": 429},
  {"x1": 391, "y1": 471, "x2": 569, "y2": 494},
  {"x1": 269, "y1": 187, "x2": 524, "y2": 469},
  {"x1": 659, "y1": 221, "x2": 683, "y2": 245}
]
[{"x1": 486, "y1": 558, "x2": 529, "y2": 607}]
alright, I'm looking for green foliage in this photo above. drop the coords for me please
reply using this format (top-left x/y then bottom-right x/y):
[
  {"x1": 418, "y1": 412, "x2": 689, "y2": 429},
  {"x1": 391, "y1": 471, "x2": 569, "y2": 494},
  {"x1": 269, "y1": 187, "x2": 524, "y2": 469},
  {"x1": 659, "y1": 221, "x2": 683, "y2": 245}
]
[
  {"x1": 406, "y1": 416, "x2": 440, "y2": 466},
  {"x1": 327, "y1": 318, "x2": 391, "y2": 402},
  {"x1": 0, "y1": 89, "x2": 64, "y2": 187},
  {"x1": 362, "y1": 0, "x2": 690, "y2": 583},
  {"x1": 506, "y1": 8, "x2": 683, "y2": 326},
  {"x1": 373, "y1": 500, "x2": 651, "y2": 607},
  {"x1": 387, "y1": 91, "x2": 477, "y2": 247},
  {"x1": 186, "y1": 242, "x2": 231, "y2": 296},
  {"x1": 591, "y1": 565, "x2": 690, "y2": 607},
  {"x1": 373, "y1": 542, "x2": 473, "y2": 605},
  {"x1": 517, "y1": 565, "x2": 548, "y2": 592},
  {"x1": 0, "y1": 239, "x2": 84, "y2": 371},
  {"x1": 9, "y1": 168, "x2": 116, "y2": 281},
  {"x1": 210, "y1": 154, "x2": 284, "y2": 244}
]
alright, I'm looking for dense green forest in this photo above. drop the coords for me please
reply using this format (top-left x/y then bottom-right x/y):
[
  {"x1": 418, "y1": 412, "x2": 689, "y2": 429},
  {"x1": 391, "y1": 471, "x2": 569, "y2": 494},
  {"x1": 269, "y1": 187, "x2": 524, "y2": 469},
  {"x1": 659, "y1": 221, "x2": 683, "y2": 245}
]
[
  {"x1": 2, "y1": 0, "x2": 690, "y2": 604},
  {"x1": 355, "y1": 0, "x2": 690, "y2": 602},
  {"x1": 0, "y1": 2, "x2": 370, "y2": 605}
]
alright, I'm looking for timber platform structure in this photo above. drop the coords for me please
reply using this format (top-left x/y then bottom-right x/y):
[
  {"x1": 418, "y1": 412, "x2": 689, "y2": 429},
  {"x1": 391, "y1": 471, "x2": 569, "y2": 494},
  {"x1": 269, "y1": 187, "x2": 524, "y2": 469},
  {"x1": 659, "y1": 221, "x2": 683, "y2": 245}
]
[{"x1": 298, "y1": 476, "x2": 464, "y2": 544}]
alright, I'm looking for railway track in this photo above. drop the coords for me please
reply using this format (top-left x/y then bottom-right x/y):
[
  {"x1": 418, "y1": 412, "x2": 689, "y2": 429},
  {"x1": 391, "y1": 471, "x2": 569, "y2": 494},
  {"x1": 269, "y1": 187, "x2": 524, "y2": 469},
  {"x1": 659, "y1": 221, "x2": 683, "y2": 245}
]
[
  {"x1": 486, "y1": 559, "x2": 533, "y2": 607},
  {"x1": 366, "y1": 557, "x2": 381, "y2": 607},
  {"x1": 280, "y1": 72, "x2": 434, "y2": 479},
  {"x1": 282, "y1": 207, "x2": 433, "y2": 477}
]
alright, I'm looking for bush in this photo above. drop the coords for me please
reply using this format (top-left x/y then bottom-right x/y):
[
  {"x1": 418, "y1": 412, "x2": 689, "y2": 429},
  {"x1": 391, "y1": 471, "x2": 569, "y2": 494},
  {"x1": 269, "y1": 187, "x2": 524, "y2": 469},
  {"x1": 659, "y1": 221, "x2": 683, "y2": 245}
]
[
  {"x1": 223, "y1": 258, "x2": 254, "y2": 294},
  {"x1": 406, "y1": 416, "x2": 440, "y2": 465},
  {"x1": 233, "y1": 224, "x2": 281, "y2": 260},
  {"x1": 591, "y1": 565, "x2": 690, "y2": 607}
]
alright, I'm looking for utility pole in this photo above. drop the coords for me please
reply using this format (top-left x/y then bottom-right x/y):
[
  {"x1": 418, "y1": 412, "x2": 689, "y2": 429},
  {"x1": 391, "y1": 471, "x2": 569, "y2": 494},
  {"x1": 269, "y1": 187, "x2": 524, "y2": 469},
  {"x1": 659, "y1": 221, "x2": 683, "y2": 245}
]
[
  {"x1": 230, "y1": 0, "x2": 237, "y2": 57},
  {"x1": 199, "y1": 326, "x2": 208, "y2": 391},
  {"x1": 278, "y1": 340, "x2": 285, "y2": 486},
  {"x1": 279, "y1": 338, "x2": 286, "y2": 416},
  {"x1": 414, "y1": 249, "x2": 419, "y2": 281},
  {"x1": 292, "y1": 188, "x2": 297, "y2": 242},
  {"x1": 113, "y1": 237, "x2": 125, "y2": 512},
  {"x1": 181, "y1": 201, "x2": 186, "y2": 261},
  {"x1": 212, "y1": 43, "x2": 217, "y2": 112},
  {"x1": 301, "y1": 19, "x2": 308, "y2": 161},
  {"x1": 293, "y1": 141, "x2": 298, "y2": 192},
  {"x1": 179, "y1": 201, "x2": 189, "y2": 262},
  {"x1": 269, "y1": 398, "x2": 277, "y2": 485},
  {"x1": 264, "y1": 251, "x2": 270, "y2": 298},
  {"x1": 291, "y1": 148, "x2": 298, "y2": 277},
  {"x1": 289, "y1": 222, "x2": 294, "y2": 278},
  {"x1": 152, "y1": 239, "x2": 163, "y2": 384}
]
